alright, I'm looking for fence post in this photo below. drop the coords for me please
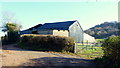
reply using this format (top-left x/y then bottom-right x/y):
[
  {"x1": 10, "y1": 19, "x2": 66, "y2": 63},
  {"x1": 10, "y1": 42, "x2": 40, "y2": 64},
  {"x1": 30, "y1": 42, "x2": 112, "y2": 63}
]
[
  {"x1": 0, "y1": 37, "x2": 2, "y2": 68},
  {"x1": 74, "y1": 42, "x2": 76, "y2": 53}
]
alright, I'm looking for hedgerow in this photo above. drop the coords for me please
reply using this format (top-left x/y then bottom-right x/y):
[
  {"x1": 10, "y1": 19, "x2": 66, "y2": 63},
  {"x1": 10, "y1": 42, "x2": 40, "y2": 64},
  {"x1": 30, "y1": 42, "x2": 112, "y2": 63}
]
[{"x1": 18, "y1": 34, "x2": 75, "y2": 52}]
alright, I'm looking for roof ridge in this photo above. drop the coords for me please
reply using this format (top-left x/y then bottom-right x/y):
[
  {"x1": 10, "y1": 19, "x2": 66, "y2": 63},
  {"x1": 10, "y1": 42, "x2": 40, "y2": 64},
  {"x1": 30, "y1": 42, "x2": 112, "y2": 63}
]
[
  {"x1": 44, "y1": 20, "x2": 77, "y2": 24},
  {"x1": 36, "y1": 20, "x2": 77, "y2": 30}
]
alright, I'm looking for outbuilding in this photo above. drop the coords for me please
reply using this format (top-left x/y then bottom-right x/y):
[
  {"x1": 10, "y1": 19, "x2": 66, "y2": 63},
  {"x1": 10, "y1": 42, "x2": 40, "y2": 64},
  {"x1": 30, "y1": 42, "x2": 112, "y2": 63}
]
[{"x1": 20, "y1": 20, "x2": 84, "y2": 42}]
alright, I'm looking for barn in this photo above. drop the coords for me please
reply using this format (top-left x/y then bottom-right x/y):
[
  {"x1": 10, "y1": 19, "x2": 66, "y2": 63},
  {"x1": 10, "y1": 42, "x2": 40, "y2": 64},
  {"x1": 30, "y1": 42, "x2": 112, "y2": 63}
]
[
  {"x1": 20, "y1": 20, "x2": 84, "y2": 42},
  {"x1": 83, "y1": 33, "x2": 96, "y2": 43}
]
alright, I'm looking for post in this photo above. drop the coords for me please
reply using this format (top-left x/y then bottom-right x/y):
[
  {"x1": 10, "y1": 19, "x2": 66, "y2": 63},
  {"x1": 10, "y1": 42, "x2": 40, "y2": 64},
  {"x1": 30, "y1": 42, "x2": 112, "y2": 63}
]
[
  {"x1": 74, "y1": 42, "x2": 76, "y2": 53},
  {"x1": 0, "y1": 36, "x2": 2, "y2": 67}
]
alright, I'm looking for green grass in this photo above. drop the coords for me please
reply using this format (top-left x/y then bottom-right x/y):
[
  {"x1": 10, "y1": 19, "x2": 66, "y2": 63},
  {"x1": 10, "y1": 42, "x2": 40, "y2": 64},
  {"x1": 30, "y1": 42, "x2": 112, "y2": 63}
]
[
  {"x1": 60, "y1": 45, "x2": 104, "y2": 59},
  {"x1": 96, "y1": 39, "x2": 105, "y2": 42},
  {"x1": 75, "y1": 45, "x2": 104, "y2": 59}
]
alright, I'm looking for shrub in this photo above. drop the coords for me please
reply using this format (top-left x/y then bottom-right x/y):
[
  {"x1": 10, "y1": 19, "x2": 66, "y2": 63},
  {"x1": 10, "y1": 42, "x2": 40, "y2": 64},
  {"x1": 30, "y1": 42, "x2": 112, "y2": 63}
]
[
  {"x1": 8, "y1": 31, "x2": 20, "y2": 42},
  {"x1": 1, "y1": 31, "x2": 20, "y2": 45},
  {"x1": 19, "y1": 34, "x2": 75, "y2": 52},
  {"x1": 102, "y1": 36, "x2": 120, "y2": 64},
  {"x1": 1, "y1": 35, "x2": 8, "y2": 45}
]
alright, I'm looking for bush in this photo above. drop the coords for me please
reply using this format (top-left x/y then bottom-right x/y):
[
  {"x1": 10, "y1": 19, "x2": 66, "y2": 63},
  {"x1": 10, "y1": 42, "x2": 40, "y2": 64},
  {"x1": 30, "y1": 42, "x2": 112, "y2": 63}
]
[
  {"x1": 18, "y1": 34, "x2": 75, "y2": 52},
  {"x1": 1, "y1": 35, "x2": 8, "y2": 45},
  {"x1": 8, "y1": 31, "x2": 20, "y2": 42},
  {"x1": 2, "y1": 31, "x2": 20, "y2": 45},
  {"x1": 102, "y1": 36, "x2": 120, "y2": 65}
]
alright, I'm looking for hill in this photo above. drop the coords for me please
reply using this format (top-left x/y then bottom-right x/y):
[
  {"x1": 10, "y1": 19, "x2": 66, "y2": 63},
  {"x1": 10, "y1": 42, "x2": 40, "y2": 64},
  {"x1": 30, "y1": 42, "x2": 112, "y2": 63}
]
[{"x1": 84, "y1": 21, "x2": 120, "y2": 39}]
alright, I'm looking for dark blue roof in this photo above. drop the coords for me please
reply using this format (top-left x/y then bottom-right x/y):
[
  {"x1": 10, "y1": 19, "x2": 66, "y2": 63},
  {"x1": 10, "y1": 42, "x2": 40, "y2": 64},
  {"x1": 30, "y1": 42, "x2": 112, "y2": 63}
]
[
  {"x1": 28, "y1": 24, "x2": 42, "y2": 30},
  {"x1": 36, "y1": 20, "x2": 77, "y2": 30}
]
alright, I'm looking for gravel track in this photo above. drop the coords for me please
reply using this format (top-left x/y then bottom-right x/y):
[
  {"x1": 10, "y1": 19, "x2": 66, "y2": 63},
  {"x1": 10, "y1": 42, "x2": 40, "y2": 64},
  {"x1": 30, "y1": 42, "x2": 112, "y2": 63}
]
[{"x1": 2, "y1": 44, "x2": 95, "y2": 67}]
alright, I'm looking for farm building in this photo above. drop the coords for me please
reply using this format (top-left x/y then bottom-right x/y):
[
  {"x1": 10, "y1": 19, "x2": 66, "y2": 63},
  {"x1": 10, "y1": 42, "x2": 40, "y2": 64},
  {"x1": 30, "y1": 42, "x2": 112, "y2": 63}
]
[
  {"x1": 20, "y1": 20, "x2": 84, "y2": 42},
  {"x1": 83, "y1": 33, "x2": 96, "y2": 43},
  {"x1": 19, "y1": 24, "x2": 42, "y2": 35}
]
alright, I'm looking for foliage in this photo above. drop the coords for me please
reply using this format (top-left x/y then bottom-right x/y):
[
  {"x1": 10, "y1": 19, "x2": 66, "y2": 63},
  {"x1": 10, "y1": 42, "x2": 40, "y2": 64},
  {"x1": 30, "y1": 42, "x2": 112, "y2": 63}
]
[
  {"x1": 1, "y1": 12, "x2": 22, "y2": 44},
  {"x1": 1, "y1": 35, "x2": 8, "y2": 44},
  {"x1": 1, "y1": 31, "x2": 20, "y2": 44},
  {"x1": 1, "y1": 23, "x2": 21, "y2": 44},
  {"x1": 95, "y1": 36, "x2": 120, "y2": 68},
  {"x1": 102, "y1": 36, "x2": 120, "y2": 63},
  {"x1": 2, "y1": 23, "x2": 22, "y2": 32},
  {"x1": 18, "y1": 34, "x2": 75, "y2": 52},
  {"x1": 95, "y1": 56, "x2": 120, "y2": 68},
  {"x1": 84, "y1": 21, "x2": 120, "y2": 39}
]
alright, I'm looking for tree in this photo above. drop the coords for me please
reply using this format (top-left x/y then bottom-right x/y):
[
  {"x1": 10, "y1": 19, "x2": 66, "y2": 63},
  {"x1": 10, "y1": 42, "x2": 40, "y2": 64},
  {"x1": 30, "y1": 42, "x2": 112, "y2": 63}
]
[
  {"x1": 1, "y1": 12, "x2": 22, "y2": 32},
  {"x1": 2, "y1": 23, "x2": 21, "y2": 32},
  {"x1": 1, "y1": 12, "x2": 22, "y2": 44}
]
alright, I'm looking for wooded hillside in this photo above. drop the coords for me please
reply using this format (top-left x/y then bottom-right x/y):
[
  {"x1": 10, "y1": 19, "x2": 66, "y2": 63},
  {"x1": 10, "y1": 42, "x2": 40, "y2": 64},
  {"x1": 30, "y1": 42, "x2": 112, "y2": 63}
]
[{"x1": 84, "y1": 21, "x2": 120, "y2": 39}]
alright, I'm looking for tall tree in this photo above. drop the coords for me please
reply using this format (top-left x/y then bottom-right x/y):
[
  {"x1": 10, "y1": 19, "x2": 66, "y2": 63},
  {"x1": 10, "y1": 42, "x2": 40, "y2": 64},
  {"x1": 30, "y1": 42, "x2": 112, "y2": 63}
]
[{"x1": 1, "y1": 12, "x2": 22, "y2": 43}]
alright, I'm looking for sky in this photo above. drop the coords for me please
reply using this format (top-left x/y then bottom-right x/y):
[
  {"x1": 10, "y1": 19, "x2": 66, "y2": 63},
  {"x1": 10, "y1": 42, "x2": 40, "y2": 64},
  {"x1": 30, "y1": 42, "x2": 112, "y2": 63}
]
[{"x1": 0, "y1": 1, "x2": 118, "y2": 36}]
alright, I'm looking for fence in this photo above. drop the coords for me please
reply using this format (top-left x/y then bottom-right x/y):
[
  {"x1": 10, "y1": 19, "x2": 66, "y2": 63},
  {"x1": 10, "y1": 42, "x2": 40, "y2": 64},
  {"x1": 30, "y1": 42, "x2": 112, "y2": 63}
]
[
  {"x1": 74, "y1": 43, "x2": 104, "y2": 58},
  {"x1": 74, "y1": 42, "x2": 102, "y2": 53}
]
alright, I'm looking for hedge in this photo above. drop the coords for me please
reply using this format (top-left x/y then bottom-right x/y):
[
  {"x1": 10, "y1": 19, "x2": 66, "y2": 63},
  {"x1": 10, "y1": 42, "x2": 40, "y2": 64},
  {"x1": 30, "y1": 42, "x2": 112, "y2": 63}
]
[
  {"x1": 102, "y1": 36, "x2": 120, "y2": 64},
  {"x1": 18, "y1": 34, "x2": 75, "y2": 52}
]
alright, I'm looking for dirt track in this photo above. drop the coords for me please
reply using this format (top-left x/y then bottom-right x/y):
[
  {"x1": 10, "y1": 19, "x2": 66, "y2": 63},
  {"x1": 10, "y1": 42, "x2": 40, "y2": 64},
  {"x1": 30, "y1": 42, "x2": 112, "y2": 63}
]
[{"x1": 2, "y1": 44, "x2": 95, "y2": 67}]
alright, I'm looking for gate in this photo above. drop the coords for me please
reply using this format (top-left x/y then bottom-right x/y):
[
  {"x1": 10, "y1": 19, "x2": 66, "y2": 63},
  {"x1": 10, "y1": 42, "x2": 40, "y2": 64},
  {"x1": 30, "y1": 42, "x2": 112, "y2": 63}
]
[{"x1": 74, "y1": 42, "x2": 103, "y2": 57}]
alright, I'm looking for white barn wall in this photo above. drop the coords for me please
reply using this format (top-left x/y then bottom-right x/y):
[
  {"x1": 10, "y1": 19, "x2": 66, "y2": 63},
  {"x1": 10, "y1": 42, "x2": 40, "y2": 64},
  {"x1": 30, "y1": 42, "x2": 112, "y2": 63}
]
[
  {"x1": 84, "y1": 33, "x2": 96, "y2": 42},
  {"x1": 53, "y1": 30, "x2": 69, "y2": 37}
]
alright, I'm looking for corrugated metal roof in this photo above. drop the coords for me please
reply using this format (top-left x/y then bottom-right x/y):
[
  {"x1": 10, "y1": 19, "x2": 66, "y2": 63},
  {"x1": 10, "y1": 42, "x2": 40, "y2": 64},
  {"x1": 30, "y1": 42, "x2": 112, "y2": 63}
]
[{"x1": 36, "y1": 20, "x2": 76, "y2": 30}]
